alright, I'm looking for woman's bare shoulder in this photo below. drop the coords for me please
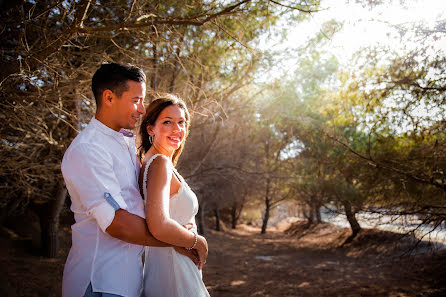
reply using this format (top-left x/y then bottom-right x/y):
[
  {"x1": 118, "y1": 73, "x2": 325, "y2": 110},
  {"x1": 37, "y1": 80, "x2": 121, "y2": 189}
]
[{"x1": 147, "y1": 155, "x2": 172, "y2": 178}]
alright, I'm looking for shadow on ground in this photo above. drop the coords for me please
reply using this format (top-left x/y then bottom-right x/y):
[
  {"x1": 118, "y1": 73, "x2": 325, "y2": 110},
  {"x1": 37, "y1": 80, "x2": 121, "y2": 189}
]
[
  {"x1": 1, "y1": 221, "x2": 445, "y2": 297},
  {"x1": 204, "y1": 222, "x2": 446, "y2": 297}
]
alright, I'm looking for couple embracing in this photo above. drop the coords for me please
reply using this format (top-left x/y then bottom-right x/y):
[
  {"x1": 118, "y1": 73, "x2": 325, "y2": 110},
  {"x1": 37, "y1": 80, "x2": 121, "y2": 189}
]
[{"x1": 61, "y1": 63, "x2": 210, "y2": 297}]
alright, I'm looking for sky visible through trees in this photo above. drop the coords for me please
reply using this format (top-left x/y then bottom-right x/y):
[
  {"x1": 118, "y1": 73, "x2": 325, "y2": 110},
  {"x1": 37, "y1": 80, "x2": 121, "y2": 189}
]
[{"x1": 259, "y1": 0, "x2": 446, "y2": 78}]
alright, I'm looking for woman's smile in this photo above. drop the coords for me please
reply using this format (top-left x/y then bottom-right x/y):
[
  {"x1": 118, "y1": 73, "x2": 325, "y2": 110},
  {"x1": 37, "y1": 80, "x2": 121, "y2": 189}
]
[{"x1": 168, "y1": 135, "x2": 182, "y2": 145}]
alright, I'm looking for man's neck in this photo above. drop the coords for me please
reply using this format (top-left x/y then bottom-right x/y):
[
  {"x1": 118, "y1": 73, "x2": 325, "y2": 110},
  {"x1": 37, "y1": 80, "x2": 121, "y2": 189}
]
[{"x1": 95, "y1": 111, "x2": 120, "y2": 132}]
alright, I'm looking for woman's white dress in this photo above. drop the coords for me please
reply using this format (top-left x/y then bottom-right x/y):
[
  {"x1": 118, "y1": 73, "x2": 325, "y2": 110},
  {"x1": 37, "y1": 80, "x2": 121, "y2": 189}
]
[{"x1": 142, "y1": 154, "x2": 210, "y2": 297}]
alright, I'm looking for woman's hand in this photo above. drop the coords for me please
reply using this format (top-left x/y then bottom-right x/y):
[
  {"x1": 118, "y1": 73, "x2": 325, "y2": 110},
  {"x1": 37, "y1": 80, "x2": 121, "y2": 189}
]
[{"x1": 195, "y1": 235, "x2": 208, "y2": 270}]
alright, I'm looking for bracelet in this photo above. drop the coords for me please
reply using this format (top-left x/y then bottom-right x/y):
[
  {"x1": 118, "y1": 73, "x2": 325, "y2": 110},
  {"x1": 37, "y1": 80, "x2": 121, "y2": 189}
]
[{"x1": 185, "y1": 230, "x2": 197, "y2": 250}]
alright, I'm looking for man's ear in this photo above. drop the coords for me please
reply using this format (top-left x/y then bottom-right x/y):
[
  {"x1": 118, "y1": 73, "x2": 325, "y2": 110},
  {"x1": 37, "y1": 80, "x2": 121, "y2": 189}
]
[{"x1": 102, "y1": 89, "x2": 115, "y2": 108}]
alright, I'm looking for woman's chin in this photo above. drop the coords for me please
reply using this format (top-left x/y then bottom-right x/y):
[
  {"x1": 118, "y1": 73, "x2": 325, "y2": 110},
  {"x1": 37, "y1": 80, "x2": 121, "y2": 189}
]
[
  {"x1": 167, "y1": 141, "x2": 182, "y2": 150},
  {"x1": 162, "y1": 144, "x2": 179, "y2": 154}
]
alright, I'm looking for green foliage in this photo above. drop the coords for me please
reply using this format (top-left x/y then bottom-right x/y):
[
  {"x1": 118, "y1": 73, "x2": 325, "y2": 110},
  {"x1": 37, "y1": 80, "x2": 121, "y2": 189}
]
[{"x1": 249, "y1": 10, "x2": 446, "y2": 230}]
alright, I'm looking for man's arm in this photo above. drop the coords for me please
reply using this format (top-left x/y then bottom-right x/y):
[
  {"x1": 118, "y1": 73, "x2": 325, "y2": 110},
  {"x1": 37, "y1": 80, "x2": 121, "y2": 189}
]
[
  {"x1": 106, "y1": 209, "x2": 200, "y2": 266},
  {"x1": 62, "y1": 143, "x2": 161, "y2": 246}
]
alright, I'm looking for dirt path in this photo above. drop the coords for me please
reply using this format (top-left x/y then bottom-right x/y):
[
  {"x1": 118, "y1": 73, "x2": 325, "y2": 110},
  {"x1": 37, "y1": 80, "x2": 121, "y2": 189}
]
[
  {"x1": 203, "y1": 224, "x2": 446, "y2": 297},
  {"x1": 1, "y1": 222, "x2": 445, "y2": 296}
]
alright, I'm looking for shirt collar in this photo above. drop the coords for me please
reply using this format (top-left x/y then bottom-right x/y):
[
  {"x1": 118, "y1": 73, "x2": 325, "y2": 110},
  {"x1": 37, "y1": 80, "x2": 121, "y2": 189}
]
[{"x1": 90, "y1": 117, "x2": 134, "y2": 138}]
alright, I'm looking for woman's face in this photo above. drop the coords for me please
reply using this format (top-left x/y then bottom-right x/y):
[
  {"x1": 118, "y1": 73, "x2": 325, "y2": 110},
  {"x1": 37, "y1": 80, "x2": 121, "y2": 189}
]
[{"x1": 148, "y1": 104, "x2": 187, "y2": 154}]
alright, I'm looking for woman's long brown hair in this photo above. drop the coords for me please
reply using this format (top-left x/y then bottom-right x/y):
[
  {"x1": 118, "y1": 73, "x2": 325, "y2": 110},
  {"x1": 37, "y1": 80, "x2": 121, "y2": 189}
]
[{"x1": 138, "y1": 94, "x2": 191, "y2": 166}]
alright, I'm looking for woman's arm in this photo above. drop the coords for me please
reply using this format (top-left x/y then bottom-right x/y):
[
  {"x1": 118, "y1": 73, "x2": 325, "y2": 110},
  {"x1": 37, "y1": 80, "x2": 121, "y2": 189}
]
[
  {"x1": 106, "y1": 209, "x2": 169, "y2": 247},
  {"x1": 145, "y1": 156, "x2": 208, "y2": 267}
]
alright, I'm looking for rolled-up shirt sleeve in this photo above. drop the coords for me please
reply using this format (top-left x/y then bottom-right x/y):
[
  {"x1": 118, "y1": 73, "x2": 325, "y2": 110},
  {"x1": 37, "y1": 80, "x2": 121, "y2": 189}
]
[{"x1": 62, "y1": 143, "x2": 128, "y2": 233}]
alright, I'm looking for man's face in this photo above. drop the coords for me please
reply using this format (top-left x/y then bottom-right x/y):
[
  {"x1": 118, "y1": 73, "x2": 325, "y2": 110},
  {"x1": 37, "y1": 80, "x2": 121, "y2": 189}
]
[{"x1": 111, "y1": 80, "x2": 146, "y2": 131}]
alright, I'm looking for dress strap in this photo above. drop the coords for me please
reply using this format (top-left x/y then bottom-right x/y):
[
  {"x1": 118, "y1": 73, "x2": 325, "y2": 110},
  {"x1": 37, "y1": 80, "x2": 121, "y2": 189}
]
[
  {"x1": 171, "y1": 164, "x2": 190, "y2": 191},
  {"x1": 171, "y1": 166, "x2": 183, "y2": 184},
  {"x1": 142, "y1": 154, "x2": 170, "y2": 201}
]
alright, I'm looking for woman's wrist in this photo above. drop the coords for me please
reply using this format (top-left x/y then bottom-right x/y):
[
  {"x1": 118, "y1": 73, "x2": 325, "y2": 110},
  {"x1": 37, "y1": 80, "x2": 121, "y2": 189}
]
[{"x1": 185, "y1": 230, "x2": 197, "y2": 250}]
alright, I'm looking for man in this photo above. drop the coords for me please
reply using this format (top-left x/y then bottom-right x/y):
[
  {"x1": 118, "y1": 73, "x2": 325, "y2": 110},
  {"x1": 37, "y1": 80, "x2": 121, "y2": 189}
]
[{"x1": 61, "y1": 63, "x2": 198, "y2": 297}]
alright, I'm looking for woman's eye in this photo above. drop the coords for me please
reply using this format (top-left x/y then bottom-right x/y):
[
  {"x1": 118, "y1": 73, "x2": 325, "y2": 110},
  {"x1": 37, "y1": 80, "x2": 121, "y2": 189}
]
[
  {"x1": 179, "y1": 121, "x2": 185, "y2": 125},
  {"x1": 163, "y1": 121, "x2": 171, "y2": 124}
]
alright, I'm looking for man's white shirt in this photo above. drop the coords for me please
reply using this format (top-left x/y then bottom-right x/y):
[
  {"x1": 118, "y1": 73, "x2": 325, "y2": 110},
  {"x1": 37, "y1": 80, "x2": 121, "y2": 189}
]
[{"x1": 61, "y1": 118, "x2": 145, "y2": 297}]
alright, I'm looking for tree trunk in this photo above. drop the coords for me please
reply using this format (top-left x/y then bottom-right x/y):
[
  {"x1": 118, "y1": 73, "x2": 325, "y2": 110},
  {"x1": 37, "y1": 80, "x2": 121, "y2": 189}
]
[
  {"x1": 304, "y1": 199, "x2": 315, "y2": 225},
  {"x1": 310, "y1": 197, "x2": 318, "y2": 224},
  {"x1": 214, "y1": 207, "x2": 221, "y2": 231},
  {"x1": 261, "y1": 139, "x2": 271, "y2": 235},
  {"x1": 305, "y1": 204, "x2": 314, "y2": 225},
  {"x1": 315, "y1": 199, "x2": 322, "y2": 224},
  {"x1": 316, "y1": 207, "x2": 321, "y2": 223},
  {"x1": 197, "y1": 203, "x2": 205, "y2": 235},
  {"x1": 261, "y1": 178, "x2": 271, "y2": 234},
  {"x1": 231, "y1": 201, "x2": 238, "y2": 229},
  {"x1": 307, "y1": 195, "x2": 322, "y2": 224},
  {"x1": 261, "y1": 204, "x2": 270, "y2": 234},
  {"x1": 341, "y1": 199, "x2": 361, "y2": 246},
  {"x1": 38, "y1": 179, "x2": 67, "y2": 257}
]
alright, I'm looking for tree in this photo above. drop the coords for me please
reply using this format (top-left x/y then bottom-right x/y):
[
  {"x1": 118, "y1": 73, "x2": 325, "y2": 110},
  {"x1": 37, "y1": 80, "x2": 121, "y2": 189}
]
[
  {"x1": 0, "y1": 0, "x2": 320, "y2": 256},
  {"x1": 323, "y1": 22, "x2": 446, "y2": 230}
]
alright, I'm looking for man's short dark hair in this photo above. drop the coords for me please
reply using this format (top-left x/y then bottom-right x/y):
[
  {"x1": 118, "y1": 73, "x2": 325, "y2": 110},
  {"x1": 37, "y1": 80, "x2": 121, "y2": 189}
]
[{"x1": 91, "y1": 62, "x2": 146, "y2": 108}]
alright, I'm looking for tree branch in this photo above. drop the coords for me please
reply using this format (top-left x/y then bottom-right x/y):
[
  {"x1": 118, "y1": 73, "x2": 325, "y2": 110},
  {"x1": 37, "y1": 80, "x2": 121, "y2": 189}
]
[
  {"x1": 324, "y1": 132, "x2": 446, "y2": 191},
  {"x1": 78, "y1": 0, "x2": 251, "y2": 34},
  {"x1": 267, "y1": 0, "x2": 320, "y2": 13}
]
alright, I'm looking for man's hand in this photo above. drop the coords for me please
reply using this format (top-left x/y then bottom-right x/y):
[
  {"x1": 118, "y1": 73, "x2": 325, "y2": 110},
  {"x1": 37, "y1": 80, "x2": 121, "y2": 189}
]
[
  {"x1": 174, "y1": 246, "x2": 199, "y2": 266},
  {"x1": 195, "y1": 235, "x2": 208, "y2": 270}
]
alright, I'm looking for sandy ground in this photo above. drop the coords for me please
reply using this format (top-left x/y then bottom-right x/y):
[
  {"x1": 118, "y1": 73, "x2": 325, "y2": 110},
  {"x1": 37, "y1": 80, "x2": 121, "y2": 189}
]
[
  {"x1": 1, "y1": 221, "x2": 445, "y2": 297},
  {"x1": 204, "y1": 222, "x2": 446, "y2": 297}
]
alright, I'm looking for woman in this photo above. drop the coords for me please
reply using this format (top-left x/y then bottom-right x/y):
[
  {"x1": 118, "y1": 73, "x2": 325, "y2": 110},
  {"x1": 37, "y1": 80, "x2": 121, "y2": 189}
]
[{"x1": 138, "y1": 94, "x2": 210, "y2": 297}]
